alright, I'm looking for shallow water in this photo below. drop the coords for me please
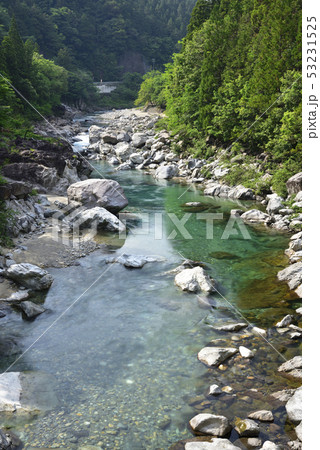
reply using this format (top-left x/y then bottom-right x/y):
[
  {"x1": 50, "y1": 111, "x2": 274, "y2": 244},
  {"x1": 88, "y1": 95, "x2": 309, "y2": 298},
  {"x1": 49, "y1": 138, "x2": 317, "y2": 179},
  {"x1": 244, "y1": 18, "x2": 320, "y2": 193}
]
[{"x1": 0, "y1": 130, "x2": 301, "y2": 449}]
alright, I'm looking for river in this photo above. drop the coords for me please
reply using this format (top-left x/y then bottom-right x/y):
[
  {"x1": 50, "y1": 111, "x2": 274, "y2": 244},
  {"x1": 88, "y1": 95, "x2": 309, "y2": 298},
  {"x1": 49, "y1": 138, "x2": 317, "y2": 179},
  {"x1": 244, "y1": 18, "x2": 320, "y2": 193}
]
[{"x1": 0, "y1": 113, "x2": 301, "y2": 449}]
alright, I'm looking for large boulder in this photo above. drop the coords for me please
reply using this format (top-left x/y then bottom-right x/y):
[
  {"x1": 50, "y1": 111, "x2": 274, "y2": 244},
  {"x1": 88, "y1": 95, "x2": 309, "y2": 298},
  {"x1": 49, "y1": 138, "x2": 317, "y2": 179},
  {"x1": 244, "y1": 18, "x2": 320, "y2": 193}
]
[
  {"x1": 267, "y1": 194, "x2": 284, "y2": 214},
  {"x1": 114, "y1": 142, "x2": 134, "y2": 162},
  {"x1": 0, "y1": 178, "x2": 32, "y2": 200},
  {"x1": 277, "y1": 262, "x2": 302, "y2": 290},
  {"x1": 204, "y1": 183, "x2": 231, "y2": 198},
  {"x1": 132, "y1": 133, "x2": 148, "y2": 148},
  {"x1": 155, "y1": 164, "x2": 179, "y2": 179},
  {"x1": 5, "y1": 263, "x2": 53, "y2": 290},
  {"x1": 286, "y1": 172, "x2": 302, "y2": 195},
  {"x1": 67, "y1": 179, "x2": 128, "y2": 213},
  {"x1": 228, "y1": 185, "x2": 254, "y2": 200},
  {"x1": 241, "y1": 209, "x2": 270, "y2": 223},
  {"x1": 286, "y1": 387, "x2": 302, "y2": 423},
  {"x1": 88, "y1": 125, "x2": 104, "y2": 144},
  {"x1": 189, "y1": 413, "x2": 232, "y2": 437},
  {"x1": 198, "y1": 347, "x2": 238, "y2": 367},
  {"x1": 70, "y1": 207, "x2": 126, "y2": 233},
  {"x1": 175, "y1": 267, "x2": 214, "y2": 293}
]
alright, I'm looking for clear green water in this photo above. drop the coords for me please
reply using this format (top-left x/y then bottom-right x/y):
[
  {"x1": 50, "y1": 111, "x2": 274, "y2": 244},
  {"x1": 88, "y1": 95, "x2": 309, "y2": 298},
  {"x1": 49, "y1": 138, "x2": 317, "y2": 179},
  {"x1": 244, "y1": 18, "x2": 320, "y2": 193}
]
[{"x1": 0, "y1": 160, "x2": 301, "y2": 449}]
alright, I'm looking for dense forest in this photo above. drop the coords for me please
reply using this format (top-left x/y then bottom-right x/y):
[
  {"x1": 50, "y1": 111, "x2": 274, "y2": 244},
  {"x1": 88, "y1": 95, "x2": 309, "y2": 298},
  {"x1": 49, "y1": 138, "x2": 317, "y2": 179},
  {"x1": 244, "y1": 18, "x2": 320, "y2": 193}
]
[
  {"x1": 137, "y1": 0, "x2": 302, "y2": 196},
  {"x1": 0, "y1": 0, "x2": 197, "y2": 80}
]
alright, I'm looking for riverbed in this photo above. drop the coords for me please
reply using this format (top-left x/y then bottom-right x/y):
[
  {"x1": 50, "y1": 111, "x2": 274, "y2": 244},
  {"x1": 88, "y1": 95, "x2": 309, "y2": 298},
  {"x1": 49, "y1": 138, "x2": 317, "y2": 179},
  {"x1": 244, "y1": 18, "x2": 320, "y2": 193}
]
[{"x1": 0, "y1": 113, "x2": 301, "y2": 449}]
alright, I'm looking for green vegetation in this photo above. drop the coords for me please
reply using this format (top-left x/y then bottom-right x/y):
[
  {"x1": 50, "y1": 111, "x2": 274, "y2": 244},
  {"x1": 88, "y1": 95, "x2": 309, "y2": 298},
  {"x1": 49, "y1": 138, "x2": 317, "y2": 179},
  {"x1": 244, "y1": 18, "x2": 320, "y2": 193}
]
[
  {"x1": 0, "y1": 0, "x2": 196, "y2": 80},
  {"x1": 137, "y1": 0, "x2": 302, "y2": 196}
]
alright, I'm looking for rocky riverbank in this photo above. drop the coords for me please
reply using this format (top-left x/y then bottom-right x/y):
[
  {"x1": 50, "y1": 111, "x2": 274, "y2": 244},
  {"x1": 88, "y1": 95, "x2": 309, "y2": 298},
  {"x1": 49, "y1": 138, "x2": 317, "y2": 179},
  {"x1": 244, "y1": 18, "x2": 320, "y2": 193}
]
[{"x1": 0, "y1": 108, "x2": 301, "y2": 449}]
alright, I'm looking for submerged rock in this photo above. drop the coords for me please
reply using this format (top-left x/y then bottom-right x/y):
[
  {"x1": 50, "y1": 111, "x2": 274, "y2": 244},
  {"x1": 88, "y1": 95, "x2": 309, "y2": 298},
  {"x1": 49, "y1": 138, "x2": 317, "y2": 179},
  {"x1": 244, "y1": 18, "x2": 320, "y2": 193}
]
[
  {"x1": 198, "y1": 347, "x2": 238, "y2": 367},
  {"x1": 175, "y1": 267, "x2": 214, "y2": 293},
  {"x1": 105, "y1": 253, "x2": 163, "y2": 268},
  {"x1": 67, "y1": 179, "x2": 128, "y2": 213},
  {"x1": 5, "y1": 263, "x2": 53, "y2": 291},
  {"x1": 248, "y1": 410, "x2": 274, "y2": 422},
  {"x1": 189, "y1": 413, "x2": 232, "y2": 437},
  {"x1": 234, "y1": 418, "x2": 260, "y2": 437},
  {"x1": 19, "y1": 301, "x2": 46, "y2": 319}
]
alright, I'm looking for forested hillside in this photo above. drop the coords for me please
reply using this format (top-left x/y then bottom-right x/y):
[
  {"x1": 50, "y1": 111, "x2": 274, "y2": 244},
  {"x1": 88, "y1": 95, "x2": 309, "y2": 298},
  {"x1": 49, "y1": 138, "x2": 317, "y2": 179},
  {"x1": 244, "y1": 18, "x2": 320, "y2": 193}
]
[
  {"x1": 0, "y1": 0, "x2": 197, "y2": 80},
  {"x1": 137, "y1": 0, "x2": 302, "y2": 196}
]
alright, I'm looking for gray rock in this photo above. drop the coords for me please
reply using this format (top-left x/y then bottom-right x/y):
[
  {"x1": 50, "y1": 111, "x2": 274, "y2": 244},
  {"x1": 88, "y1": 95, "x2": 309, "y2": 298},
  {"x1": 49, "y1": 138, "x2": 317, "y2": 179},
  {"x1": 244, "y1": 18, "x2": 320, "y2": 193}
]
[
  {"x1": 241, "y1": 209, "x2": 270, "y2": 223},
  {"x1": 0, "y1": 429, "x2": 13, "y2": 449},
  {"x1": 70, "y1": 207, "x2": 125, "y2": 233},
  {"x1": 239, "y1": 346, "x2": 254, "y2": 358},
  {"x1": 185, "y1": 439, "x2": 241, "y2": 450},
  {"x1": 100, "y1": 131, "x2": 118, "y2": 145},
  {"x1": 248, "y1": 410, "x2": 274, "y2": 422},
  {"x1": 286, "y1": 387, "x2": 302, "y2": 423},
  {"x1": 277, "y1": 262, "x2": 302, "y2": 291},
  {"x1": 287, "y1": 440, "x2": 302, "y2": 450},
  {"x1": 88, "y1": 125, "x2": 104, "y2": 143},
  {"x1": 6, "y1": 263, "x2": 53, "y2": 291},
  {"x1": 215, "y1": 323, "x2": 247, "y2": 332},
  {"x1": 208, "y1": 384, "x2": 223, "y2": 396},
  {"x1": 175, "y1": 267, "x2": 214, "y2": 293},
  {"x1": 295, "y1": 421, "x2": 302, "y2": 441},
  {"x1": 204, "y1": 183, "x2": 231, "y2": 198},
  {"x1": 276, "y1": 314, "x2": 294, "y2": 328},
  {"x1": 105, "y1": 253, "x2": 162, "y2": 268},
  {"x1": 189, "y1": 413, "x2": 232, "y2": 437},
  {"x1": 271, "y1": 389, "x2": 296, "y2": 402},
  {"x1": 266, "y1": 194, "x2": 284, "y2": 214},
  {"x1": 130, "y1": 153, "x2": 144, "y2": 165},
  {"x1": 116, "y1": 162, "x2": 133, "y2": 171},
  {"x1": 67, "y1": 179, "x2": 128, "y2": 213},
  {"x1": 132, "y1": 133, "x2": 147, "y2": 148},
  {"x1": 114, "y1": 142, "x2": 134, "y2": 162},
  {"x1": 228, "y1": 185, "x2": 254, "y2": 200},
  {"x1": 19, "y1": 301, "x2": 46, "y2": 319},
  {"x1": 278, "y1": 356, "x2": 302, "y2": 374},
  {"x1": 261, "y1": 442, "x2": 282, "y2": 450},
  {"x1": 295, "y1": 191, "x2": 302, "y2": 202},
  {"x1": 234, "y1": 418, "x2": 260, "y2": 437},
  {"x1": 198, "y1": 347, "x2": 238, "y2": 367},
  {"x1": 286, "y1": 172, "x2": 302, "y2": 195},
  {"x1": 155, "y1": 164, "x2": 179, "y2": 179}
]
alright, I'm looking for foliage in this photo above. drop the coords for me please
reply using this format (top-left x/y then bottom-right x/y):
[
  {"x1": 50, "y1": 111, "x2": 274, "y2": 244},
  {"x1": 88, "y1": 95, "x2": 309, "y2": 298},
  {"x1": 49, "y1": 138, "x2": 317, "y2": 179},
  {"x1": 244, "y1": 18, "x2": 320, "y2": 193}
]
[
  {"x1": 0, "y1": 175, "x2": 14, "y2": 246},
  {"x1": 135, "y1": 71, "x2": 167, "y2": 108},
  {"x1": 144, "y1": 0, "x2": 302, "y2": 195},
  {"x1": 100, "y1": 72, "x2": 144, "y2": 109}
]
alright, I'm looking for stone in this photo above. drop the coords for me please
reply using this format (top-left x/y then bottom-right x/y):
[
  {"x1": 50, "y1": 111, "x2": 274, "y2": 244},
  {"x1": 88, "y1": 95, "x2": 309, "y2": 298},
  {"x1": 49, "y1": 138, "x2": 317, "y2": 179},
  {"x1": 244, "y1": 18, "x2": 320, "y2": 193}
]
[
  {"x1": 295, "y1": 191, "x2": 302, "y2": 202},
  {"x1": 248, "y1": 410, "x2": 273, "y2": 422},
  {"x1": 19, "y1": 301, "x2": 46, "y2": 319},
  {"x1": 189, "y1": 413, "x2": 232, "y2": 437},
  {"x1": 204, "y1": 183, "x2": 231, "y2": 198},
  {"x1": 130, "y1": 153, "x2": 144, "y2": 165},
  {"x1": 239, "y1": 346, "x2": 254, "y2": 358},
  {"x1": 175, "y1": 267, "x2": 214, "y2": 293},
  {"x1": 278, "y1": 356, "x2": 302, "y2": 374},
  {"x1": 228, "y1": 185, "x2": 254, "y2": 200},
  {"x1": 241, "y1": 209, "x2": 270, "y2": 223},
  {"x1": 105, "y1": 254, "x2": 162, "y2": 268},
  {"x1": 271, "y1": 389, "x2": 296, "y2": 402},
  {"x1": 286, "y1": 387, "x2": 302, "y2": 423},
  {"x1": 215, "y1": 323, "x2": 247, "y2": 332},
  {"x1": 114, "y1": 142, "x2": 134, "y2": 162},
  {"x1": 261, "y1": 442, "x2": 282, "y2": 450},
  {"x1": 88, "y1": 125, "x2": 104, "y2": 143},
  {"x1": 295, "y1": 421, "x2": 302, "y2": 441},
  {"x1": 116, "y1": 162, "x2": 133, "y2": 171},
  {"x1": 251, "y1": 327, "x2": 267, "y2": 337},
  {"x1": 185, "y1": 439, "x2": 241, "y2": 450},
  {"x1": 277, "y1": 262, "x2": 302, "y2": 291},
  {"x1": 287, "y1": 440, "x2": 302, "y2": 450},
  {"x1": 208, "y1": 384, "x2": 222, "y2": 396},
  {"x1": 67, "y1": 179, "x2": 128, "y2": 213},
  {"x1": 69, "y1": 207, "x2": 125, "y2": 233},
  {"x1": 266, "y1": 194, "x2": 284, "y2": 214},
  {"x1": 286, "y1": 172, "x2": 302, "y2": 195},
  {"x1": 276, "y1": 314, "x2": 294, "y2": 328},
  {"x1": 234, "y1": 418, "x2": 259, "y2": 437},
  {"x1": 198, "y1": 347, "x2": 238, "y2": 367},
  {"x1": 132, "y1": 133, "x2": 147, "y2": 148},
  {"x1": 5, "y1": 263, "x2": 53, "y2": 291},
  {"x1": 0, "y1": 429, "x2": 13, "y2": 449},
  {"x1": 100, "y1": 131, "x2": 118, "y2": 144},
  {"x1": 155, "y1": 164, "x2": 179, "y2": 179},
  {"x1": 0, "y1": 372, "x2": 21, "y2": 412}
]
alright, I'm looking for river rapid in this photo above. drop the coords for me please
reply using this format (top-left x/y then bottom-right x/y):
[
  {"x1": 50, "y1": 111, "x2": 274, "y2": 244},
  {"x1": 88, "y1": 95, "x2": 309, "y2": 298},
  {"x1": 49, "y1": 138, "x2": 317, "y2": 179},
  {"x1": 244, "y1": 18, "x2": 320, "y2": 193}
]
[{"x1": 0, "y1": 111, "x2": 301, "y2": 449}]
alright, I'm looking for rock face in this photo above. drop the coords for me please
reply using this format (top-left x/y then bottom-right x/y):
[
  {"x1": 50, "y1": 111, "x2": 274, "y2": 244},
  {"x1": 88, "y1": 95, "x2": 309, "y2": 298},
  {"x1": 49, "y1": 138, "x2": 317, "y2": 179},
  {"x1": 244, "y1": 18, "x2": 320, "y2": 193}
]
[
  {"x1": 286, "y1": 172, "x2": 302, "y2": 195},
  {"x1": 5, "y1": 263, "x2": 53, "y2": 290},
  {"x1": 67, "y1": 179, "x2": 128, "y2": 213},
  {"x1": 70, "y1": 207, "x2": 126, "y2": 233},
  {"x1": 189, "y1": 413, "x2": 232, "y2": 437},
  {"x1": 286, "y1": 387, "x2": 302, "y2": 423},
  {"x1": 198, "y1": 347, "x2": 238, "y2": 367},
  {"x1": 175, "y1": 267, "x2": 214, "y2": 293}
]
